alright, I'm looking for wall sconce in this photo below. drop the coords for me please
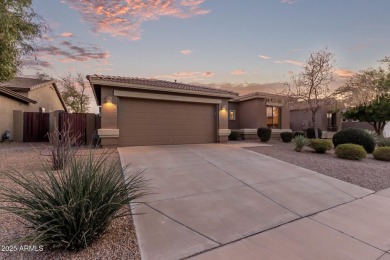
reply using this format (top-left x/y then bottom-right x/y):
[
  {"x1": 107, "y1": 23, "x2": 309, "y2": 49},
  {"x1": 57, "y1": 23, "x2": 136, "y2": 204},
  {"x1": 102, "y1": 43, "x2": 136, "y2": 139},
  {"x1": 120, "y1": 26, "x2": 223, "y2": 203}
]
[
  {"x1": 105, "y1": 96, "x2": 113, "y2": 103},
  {"x1": 221, "y1": 105, "x2": 227, "y2": 111}
]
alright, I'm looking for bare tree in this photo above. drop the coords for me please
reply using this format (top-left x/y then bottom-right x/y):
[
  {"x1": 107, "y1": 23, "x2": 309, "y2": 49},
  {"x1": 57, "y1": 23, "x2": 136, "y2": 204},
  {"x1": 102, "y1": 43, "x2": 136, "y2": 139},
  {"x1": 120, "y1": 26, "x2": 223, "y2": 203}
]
[
  {"x1": 283, "y1": 48, "x2": 335, "y2": 136},
  {"x1": 59, "y1": 72, "x2": 90, "y2": 113}
]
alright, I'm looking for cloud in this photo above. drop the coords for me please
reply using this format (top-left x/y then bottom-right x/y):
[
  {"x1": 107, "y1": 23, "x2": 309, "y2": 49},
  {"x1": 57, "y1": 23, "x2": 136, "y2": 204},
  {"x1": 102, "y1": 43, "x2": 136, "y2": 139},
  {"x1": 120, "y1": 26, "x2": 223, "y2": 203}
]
[
  {"x1": 335, "y1": 69, "x2": 355, "y2": 77},
  {"x1": 61, "y1": 32, "x2": 74, "y2": 37},
  {"x1": 258, "y1": 55, "x2": 271, "y2": 60},
  {"x1": 180, "y1": 49, "x2": 193, "y2": 55},
  {"x1": 158, "y1": 71, "x2": 214, "y2": 80},
  {"x1": 63, "y1": 0, "x2": 210, "y2": 40},
  {"x1": 274, "y1": 59, "x2": 303, "y2": 66},
  {"x1": 22, "y1": 57, "x2": 54, "y2": 69},
  {"x1": 38, "y1": 42, "x2": 110, "y2": 63},
  {"x1": 281, "y1": 0, "x2": 297, "y2": 4},
  {"x1": 346, "y1": 44, "x2": 368, "y2": 52},
  {"x1": 230, "y1": 69, "x2": 247, "y2": 75}
]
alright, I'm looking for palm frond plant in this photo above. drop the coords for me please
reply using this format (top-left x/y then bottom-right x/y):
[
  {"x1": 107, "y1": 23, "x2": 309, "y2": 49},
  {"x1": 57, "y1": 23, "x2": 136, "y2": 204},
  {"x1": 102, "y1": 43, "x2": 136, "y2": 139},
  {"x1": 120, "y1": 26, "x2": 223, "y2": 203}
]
[{"x1": 0, "y1": 151, "x2": 150, "y2": 251}]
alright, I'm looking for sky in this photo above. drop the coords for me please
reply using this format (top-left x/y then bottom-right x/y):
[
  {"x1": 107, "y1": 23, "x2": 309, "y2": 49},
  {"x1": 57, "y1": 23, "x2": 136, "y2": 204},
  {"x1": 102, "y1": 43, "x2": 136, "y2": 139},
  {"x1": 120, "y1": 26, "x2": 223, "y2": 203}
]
[{"x1": 23, "y1": 0, "x2": 390, "y2": 90}]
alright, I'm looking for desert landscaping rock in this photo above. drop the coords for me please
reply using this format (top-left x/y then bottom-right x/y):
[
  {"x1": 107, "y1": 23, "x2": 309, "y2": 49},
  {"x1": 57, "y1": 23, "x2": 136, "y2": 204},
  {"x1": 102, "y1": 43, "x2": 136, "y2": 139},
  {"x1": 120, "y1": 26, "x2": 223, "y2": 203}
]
[{"x1": 247, "y1": 140, "x2": 390, "y2": 191}]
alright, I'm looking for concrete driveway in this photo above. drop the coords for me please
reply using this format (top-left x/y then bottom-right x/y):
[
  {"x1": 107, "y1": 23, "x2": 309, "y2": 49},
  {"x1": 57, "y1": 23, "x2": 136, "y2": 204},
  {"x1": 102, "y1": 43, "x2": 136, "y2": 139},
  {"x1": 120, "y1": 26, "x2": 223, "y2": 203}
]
[{"x1": 119, "y1": 143, "x2": 390, "y2": 260}]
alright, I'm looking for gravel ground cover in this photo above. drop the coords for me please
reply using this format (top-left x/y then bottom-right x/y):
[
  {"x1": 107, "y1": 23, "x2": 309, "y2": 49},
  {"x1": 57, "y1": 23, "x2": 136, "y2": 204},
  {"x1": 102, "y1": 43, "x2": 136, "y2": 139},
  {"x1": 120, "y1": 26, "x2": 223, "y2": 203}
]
[
  {"x1": 0, "y1": 142, "x2": 140, "y2": 260},
  {"x1": 246, "y1": 139, "x2": 390, "y2": 192}
]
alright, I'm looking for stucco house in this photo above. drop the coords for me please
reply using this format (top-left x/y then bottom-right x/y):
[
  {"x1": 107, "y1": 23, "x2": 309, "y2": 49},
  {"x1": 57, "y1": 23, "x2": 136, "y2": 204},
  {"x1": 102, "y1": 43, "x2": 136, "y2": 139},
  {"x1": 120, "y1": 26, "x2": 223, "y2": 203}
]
[
  {"x1": 289, "y1": 99, "x2": 343, "y2": 135},
  {"x1": 0, "y1": 77, "x2": 67, "y2": 139},
  {"x1": 87, "y1": 75, "x2": 290, "y2": 147},
  {"x1": 228, "y1": 92, "x2": 290, "y2": 139}
]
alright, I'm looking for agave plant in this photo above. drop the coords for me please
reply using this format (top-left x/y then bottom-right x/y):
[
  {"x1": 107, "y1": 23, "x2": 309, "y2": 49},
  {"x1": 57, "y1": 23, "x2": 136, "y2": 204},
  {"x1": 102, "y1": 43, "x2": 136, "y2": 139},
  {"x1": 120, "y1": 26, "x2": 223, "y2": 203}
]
[
  {"x1": 0, "y1": 151, "x2": 150, "y2": 251},
  {"x1": 292, "y1": 135, "x2": 310, "y2": 152}
]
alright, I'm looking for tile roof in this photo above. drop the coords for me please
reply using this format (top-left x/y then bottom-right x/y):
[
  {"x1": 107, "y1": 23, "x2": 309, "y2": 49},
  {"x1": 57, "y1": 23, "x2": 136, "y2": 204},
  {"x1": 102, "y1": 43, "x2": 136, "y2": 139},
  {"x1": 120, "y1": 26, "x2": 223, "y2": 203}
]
[
  {"x1": 0, "y1": 77, "x2": 54, "y2": 91},
  {"x1": 87, "y1": 74, "x2": 239, "y2": 96},
  {"x1": 0, "y1": 86, "x2": 37, "y2": 104},
  {"x1": 232, "y1": 91, "x2": 285, "y2": 102}
]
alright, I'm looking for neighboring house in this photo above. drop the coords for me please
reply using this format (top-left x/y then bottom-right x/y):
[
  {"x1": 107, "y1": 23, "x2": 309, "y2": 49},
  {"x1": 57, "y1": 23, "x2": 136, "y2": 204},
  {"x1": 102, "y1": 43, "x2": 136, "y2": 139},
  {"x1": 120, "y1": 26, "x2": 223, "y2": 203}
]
[
  {"x1": 87, "y1": 75, "x2": 291, "y2": 147},
  {"x1": 289, "y1": 99, "x2": 343, "y2": 134},
  {"x1": 0, "y1": 77, "x2": 67, "y2": 140},
  {"x1": 228, "y1": 92, "x2": 290, "y2": 139}
]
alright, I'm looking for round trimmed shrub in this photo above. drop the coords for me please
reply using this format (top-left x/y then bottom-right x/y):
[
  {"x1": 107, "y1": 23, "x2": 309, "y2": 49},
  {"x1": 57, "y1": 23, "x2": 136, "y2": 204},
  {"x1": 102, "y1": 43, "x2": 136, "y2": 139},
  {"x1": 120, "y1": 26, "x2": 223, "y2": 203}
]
[
  {"x1": 228, "y1": 131, "x2": 240, "y2": 141},
  {"x1": 335, "y1": 143, "x2": 367, "y2": 160},
  {"x1": 280, "y1": 132, "x2": 294, "y2": 143},
  {"x1": 332, "y1": 128, "x2": 376, "y2": 154},
  {"x1": 373, "y1": 147, "x2": 390, "y2": 161},
  {"x1": 294, "y1": 131, "x2": 305, "y2": 137},
  {"x1": 308, "y1": 139, "x2": 332, "y2": 153},
  {"x1": 306, "y1": 128, "x2": 322, "y2": 139},
  {"x1": 257, "y1": 127, "x2": 271, "y2": 142}
]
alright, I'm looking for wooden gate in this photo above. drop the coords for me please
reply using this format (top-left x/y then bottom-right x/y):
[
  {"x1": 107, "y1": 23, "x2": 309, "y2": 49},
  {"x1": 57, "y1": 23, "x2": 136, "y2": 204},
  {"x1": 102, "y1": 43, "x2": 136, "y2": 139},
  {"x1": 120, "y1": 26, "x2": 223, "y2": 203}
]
[
  {"x1": 23, "y1": 112, "x2": 50, "y2": 142},
  {"x1": 59, "y1": 113, "x2": 87, "y2": 145}
]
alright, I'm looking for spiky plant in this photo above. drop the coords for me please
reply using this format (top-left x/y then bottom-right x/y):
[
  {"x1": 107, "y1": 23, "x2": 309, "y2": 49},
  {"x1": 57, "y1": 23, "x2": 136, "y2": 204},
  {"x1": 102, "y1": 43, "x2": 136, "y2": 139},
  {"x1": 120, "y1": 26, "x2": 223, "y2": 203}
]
[
  {"x1": 0, "y1": 151, "x2": 150, "y2": 251},
  {"x1": 292, "y1": 135, "x2": 310, "y2": 152}
]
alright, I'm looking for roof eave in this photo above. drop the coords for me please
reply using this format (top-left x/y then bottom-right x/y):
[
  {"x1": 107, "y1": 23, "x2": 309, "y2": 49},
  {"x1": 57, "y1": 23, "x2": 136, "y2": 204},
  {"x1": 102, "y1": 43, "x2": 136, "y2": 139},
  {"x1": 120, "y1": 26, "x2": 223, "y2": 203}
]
[{"x1": 88, "y1": 79, "x2": 238, "y2": 99}]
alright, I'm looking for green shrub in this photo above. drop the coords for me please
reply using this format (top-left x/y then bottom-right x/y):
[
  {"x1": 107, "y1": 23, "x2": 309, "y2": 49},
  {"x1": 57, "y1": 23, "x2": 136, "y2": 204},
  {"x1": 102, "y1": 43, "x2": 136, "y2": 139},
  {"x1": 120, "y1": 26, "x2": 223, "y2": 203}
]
[
  {"x1": 294, "y1": 131, "x2": 305, "y2": 137},
  {"x1": 377, "y1": 137, "x2": 390, "y2": 147},
  {"x1": 0, "y1": 152, "x2": 150, "y2": 251},
  {"x1": 292, "y1": 135, "x2": 310, "y2": 152},
  {"x1": 257, "y1": 127, "x2": 271, "y2": 142},
  {"x1": 280, "y1": 132, "x2": 294, "y2": 143},
  {"x1": 365, "y1": 130, "x2": 379, "y2": 144},
  {"x1": 228, "y1": 131, "x2": 240, "y2": 141},
  {"x1": 308, "y1": 139, "x2": 333, "y2": 153},
  {"x1": 335, "y1": 143, "x2": 367, "y2": 160},
  {"x1": 373, "y1": 147, "x2": 390, "y2": 161},
  {"x1": 306, "y1": 128, "x2": 322, "y2": 139},
  {"x1": 332, "y1": 128, "x2": 376, "y2": 153}
]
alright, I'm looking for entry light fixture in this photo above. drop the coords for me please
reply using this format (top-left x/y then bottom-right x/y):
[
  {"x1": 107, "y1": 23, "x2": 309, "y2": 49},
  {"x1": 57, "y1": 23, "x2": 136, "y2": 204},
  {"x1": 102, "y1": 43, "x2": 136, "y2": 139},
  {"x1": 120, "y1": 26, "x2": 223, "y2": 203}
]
[
  {"x1": 105, "y1": 96, "x2": 113, "y2": 103},
  {"x1": 221, "y1": 105, "x2": 227, "y2": 111}
]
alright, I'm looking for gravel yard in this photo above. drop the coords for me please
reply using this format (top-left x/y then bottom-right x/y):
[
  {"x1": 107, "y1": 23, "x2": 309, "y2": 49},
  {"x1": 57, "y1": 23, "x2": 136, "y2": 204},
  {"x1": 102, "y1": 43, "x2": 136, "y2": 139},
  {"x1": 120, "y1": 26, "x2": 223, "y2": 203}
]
[
  {"x1": 0, "y1": 142, "x2": 140, "y2": 260},
  {"x1": 246, "y1": 139, "x2": 390, "y2": 192}
]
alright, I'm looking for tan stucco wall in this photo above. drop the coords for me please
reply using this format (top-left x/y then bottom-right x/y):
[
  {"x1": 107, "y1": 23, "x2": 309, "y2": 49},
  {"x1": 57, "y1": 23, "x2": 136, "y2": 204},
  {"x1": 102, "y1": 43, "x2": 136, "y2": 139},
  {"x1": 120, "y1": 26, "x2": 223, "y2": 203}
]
[
  {"x1": 236, "y1": 99, "x2": 265, "y2": 129},
  {"x1": 281, "y1": 106, "x2": 290, "y2": 129},
  {"x1": 0, "y1": 96, "x2": 32, "y2": 135},
  {"x1": 27, "y1": 84, "x2": 65, "y2": 112}
]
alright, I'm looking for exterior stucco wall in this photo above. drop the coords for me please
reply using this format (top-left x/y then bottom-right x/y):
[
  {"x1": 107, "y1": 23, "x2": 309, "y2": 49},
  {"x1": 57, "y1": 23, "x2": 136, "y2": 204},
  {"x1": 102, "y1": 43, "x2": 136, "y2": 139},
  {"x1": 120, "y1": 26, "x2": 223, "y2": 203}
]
[
  {"x1": 27, "y1": 84, "x2": 65, "y2": 112},
  {"x1": 237, "y1": 99, "x2": 264, "y2": 129},
  {"x1": 228, "y1": 103, "x2": 239, "y2": 129},
  {"x1": 0, "y1": 96, "x2": 32, "y2": 135},
  {"x1": 342, "y1": 121, "x2": 375, "y2": 131},
  {"x1": 280, "y1": 106, "x2": 290, "y2": 129},
  {"x1": 290, "y1": 109, "x2": 326, "y2": 131}
]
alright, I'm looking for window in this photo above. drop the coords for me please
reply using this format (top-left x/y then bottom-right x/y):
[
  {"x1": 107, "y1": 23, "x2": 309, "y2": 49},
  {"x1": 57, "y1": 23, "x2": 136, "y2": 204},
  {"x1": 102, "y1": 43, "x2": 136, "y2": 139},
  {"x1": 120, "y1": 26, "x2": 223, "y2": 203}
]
[
  {"x1": 267, "y1": 106, "x2": 280, "y2": 129},
  {"x1": 229, "y1": 110, "x2": 236, "y2": 120}
]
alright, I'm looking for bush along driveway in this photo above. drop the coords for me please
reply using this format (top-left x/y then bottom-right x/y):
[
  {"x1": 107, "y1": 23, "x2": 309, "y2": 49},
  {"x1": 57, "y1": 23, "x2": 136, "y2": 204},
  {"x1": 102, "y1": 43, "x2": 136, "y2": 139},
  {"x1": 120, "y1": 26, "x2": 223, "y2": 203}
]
[{"x1": 118, "y1": 143, "x2": 390, "y2": 260}]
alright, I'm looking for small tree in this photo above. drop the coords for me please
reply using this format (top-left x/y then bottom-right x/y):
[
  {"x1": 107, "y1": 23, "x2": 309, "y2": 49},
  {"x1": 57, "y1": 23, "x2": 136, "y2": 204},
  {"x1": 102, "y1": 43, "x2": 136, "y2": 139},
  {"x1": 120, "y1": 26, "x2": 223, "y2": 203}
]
[
  {"x1": 59, "y1": 72, "x2": 90, "y2": 113},
  {"x1": 343, "y1": 95, "x2": 390, "y2": 136},
  {"x1": 0, "y1": 0, "x2": 45, "y2": 82},
  {"x1": 283, "y1": 48, "x2": 335, "y2": 137}
]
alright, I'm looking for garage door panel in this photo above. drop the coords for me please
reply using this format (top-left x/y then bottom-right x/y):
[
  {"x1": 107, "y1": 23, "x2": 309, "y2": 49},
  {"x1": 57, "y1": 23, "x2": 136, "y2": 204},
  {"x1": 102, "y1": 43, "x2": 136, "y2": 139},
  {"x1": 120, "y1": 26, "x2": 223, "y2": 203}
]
[{"x1": 119, "y1": 98, "x2": 216, "y2": 146}]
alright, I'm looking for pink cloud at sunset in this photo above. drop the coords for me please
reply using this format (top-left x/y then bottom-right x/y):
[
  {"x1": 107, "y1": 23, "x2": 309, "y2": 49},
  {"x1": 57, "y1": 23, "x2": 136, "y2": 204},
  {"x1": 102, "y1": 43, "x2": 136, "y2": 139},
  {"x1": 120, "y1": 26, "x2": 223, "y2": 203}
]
[
  {"x1": 180, "y1": 49, "x2": 193, "y2": 55},
  {"x1": 230, "y1": 69, "x2": 247, "y2": 75},
  {"x1": 335, "y1": 69, "x2": 355, "y2": 77},
  {"x1": 63, "y1": 0, "x2": 210, "y2": 40},
  {"x1": 258, "y1": 55, "x2": 271, "y2": 60},
  {"x1": 61, "y1": 32, "x2": 74, "y2": 37},
  {"x1": 158, "y1": 71, "x2": 214, "y2": 80},
  {"x1": 274, "y1": 59, "x2": 303, "y2": 66}
]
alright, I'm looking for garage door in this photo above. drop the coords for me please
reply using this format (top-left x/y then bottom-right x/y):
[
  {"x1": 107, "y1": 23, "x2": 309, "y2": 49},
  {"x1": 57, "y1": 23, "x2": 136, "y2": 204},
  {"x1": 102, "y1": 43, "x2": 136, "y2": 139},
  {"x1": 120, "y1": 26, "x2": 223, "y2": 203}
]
[{"x1": 119, "y1": 98, "x2": 217, "y2": 146}]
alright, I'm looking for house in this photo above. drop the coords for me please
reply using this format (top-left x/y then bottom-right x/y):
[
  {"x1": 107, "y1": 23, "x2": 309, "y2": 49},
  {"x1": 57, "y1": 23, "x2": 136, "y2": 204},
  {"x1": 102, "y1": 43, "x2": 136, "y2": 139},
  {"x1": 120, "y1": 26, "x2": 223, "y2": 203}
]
[
  {"x1": 0, "y1": 77, "x2": 67, "y2": 140},
  {"x1": 228, "y1": 92, "x2": 290, "y2": 139},
  {"x1": 87, "y1": 75, "x2": 291, "y2": 147},
  {"x1": 289, "y1": 99, "x2": 343, "y2": 135}
]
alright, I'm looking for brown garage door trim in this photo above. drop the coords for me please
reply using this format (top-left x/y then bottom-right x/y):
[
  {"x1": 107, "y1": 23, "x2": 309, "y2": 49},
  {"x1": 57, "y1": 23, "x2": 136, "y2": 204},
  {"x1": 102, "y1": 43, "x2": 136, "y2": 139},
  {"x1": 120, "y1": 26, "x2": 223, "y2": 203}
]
[{"x1": 114, "y1": 90, "x2": 222, "y2": 104}]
